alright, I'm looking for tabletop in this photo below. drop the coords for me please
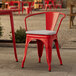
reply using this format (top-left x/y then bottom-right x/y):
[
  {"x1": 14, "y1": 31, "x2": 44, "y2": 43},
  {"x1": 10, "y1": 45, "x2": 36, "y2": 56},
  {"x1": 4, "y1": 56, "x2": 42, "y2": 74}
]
[
  {"x1": 0, "y1": 9, "x2": 20, "y2": 12},
  {"x1": 0, "y1": 9, "x2": 20, "y2": 15}
]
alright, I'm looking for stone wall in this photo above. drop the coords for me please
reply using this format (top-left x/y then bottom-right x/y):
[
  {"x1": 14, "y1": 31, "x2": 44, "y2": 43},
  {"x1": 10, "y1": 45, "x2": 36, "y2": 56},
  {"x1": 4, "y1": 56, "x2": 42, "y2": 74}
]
[{"x1": 67, "y1": 0, "x2": 76, "y2": 7}]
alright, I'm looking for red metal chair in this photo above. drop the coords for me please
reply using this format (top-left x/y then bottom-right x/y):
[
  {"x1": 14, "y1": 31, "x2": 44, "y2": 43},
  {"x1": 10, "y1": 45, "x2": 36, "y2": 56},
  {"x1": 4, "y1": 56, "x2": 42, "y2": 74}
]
[
  {"x1": 54, "y1": 0, "x2": 63, "y2": 9},
  {"x1": 38, "y1": 1, "x2": 44, "y2": 9},
  {"x1": 6, "y1": 1, "x2": 22, "y2": 14},
  {"x1": 22, "y1": 1, "x2": 33, "y2": 14},
  {"x1": 7, "y1": 1, "x2": 18, "y2": 9},
  {"x1": 44, "y1": 0, "x2": 55, "y2": 11},
  {"x1": 21, "y1": 12, "x2": 65, "y2": 71}
]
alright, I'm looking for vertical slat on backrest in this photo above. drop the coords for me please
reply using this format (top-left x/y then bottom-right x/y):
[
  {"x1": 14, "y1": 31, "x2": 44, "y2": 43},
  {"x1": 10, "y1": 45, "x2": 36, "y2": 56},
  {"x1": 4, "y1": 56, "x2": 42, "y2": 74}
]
[{"x1": 46, "y1": 12, "x2": 59, "y2": 31}]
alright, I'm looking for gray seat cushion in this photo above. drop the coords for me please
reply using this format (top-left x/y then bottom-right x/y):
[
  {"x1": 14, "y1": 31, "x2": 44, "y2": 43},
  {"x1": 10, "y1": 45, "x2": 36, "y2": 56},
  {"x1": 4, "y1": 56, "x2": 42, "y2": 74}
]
[
  {"x1": 23, "y1": 6, "x2": 29, "y2": 8},
  {"x1": 9, "y1": 6, "x2": 18, "y2": 8},
  {"x1": 26, "y1": 30, "x2": 56, "y2": 35},
  {"x1": 10, "y1": 6, "x2": 17, "y2": 8}
]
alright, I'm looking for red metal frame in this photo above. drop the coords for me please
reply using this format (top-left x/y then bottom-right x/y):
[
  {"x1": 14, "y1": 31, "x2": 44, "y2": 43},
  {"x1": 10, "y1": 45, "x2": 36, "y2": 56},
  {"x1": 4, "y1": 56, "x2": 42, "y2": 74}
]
[
  {"x1": 21, "y1": 12, "x2": 66, "y2": 71},
  {"x1": 0, "y1": 9, "x2": 19, "y2": 62}
]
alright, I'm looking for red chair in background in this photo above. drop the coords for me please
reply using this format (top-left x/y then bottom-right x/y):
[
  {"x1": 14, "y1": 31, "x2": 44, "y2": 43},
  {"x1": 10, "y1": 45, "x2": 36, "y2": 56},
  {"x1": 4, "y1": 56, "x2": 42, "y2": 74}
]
[
  {"x1": 21, "y1": 12, "x2": 65, "y2": 71},
  {"x1": 22, "y1": 1, "x2": 33, "y2": 14},
  {"x1": 5, "y1": 1, "x2": 21, "y2": 14},
  {"x1": 44, "y1": 0, "x2": 55, "y2": 11},
  {"x1": 54, "y1": 0, "x2": 63, "y2": 9},
  {"x1": 6, "y1": 1, "x2": 18, "y2": 9},
  {"x1": 38, "y1": 1, "x2": 44, "y2": 9}
]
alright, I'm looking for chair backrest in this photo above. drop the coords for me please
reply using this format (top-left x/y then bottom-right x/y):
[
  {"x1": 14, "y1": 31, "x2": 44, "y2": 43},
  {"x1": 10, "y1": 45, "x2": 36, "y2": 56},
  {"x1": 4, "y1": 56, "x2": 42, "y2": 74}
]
[
  {"x1": 9, "y1": 1, "x2": 19, "y2": 6},
  {"x1": 28, "y1": 2, "x2": 32, "y2": 8},
  {"x1": 46, "y1": 12, "x2": 65, "y2": 34},
  {"x1": 24, "y1": 12, "x2": 65, "y2": 34},
  {"x1": 44, "y1": 0, "x2": 55, "y2": 7},
  {"x1": 54, "y1": 0, "x2": 63, "y2": 4},
  {"x1": 32, "y1": 1, "x2": 34, "y2": 6},
  {"x1": 45, "y1": 1, "x2": 49, "y2": 4},
  {"x1": 9, "y1": 1, "x2": 14, "y2": 6},
  {"x1": 23, "y1": 1, "x2": 32, "y2": 8},
  {"x1": 46, "y1": 12, "x2": 59, "y2": 30}
]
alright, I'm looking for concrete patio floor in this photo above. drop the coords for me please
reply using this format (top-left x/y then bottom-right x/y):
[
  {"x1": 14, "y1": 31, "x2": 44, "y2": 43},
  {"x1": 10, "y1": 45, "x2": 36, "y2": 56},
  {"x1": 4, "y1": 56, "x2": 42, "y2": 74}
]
[{"x1": 0, "y1": 46, "x2": 76, "y2": 76}]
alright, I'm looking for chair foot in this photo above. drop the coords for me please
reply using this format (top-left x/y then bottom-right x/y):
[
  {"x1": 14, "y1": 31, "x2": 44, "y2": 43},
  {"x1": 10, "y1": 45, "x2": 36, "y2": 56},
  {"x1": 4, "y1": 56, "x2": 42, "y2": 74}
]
[
  {"x1": 16, "y1": 59, "x2": 18, "y2": 62},
  {"x1": 22, "y1": 62, "x2": 24, "y2": 68},
  {"x1": 60, "y1": 64, "x2": 63, "y2": 65},
  {"x1": 39, "y1": 58, "x2": 41, "y2": 63},
  {"x1": 48, "y1": 65, "x2": 51, "y2": 72},
  {"x1": 22, "y1": 67, "x2": 24, "y2": 68},
  {"x1": 16, "y1": 60, "x2": 18, "y2": 62},
  {"x1": 60, "y1": 61, "x2": 63, "y2": 65},
  {"x1": 49, "y1": 70, "x2": 51, "y2": 72},
  {"x1": 22, "y1": 65, "x2": 24, "y2": 68}
]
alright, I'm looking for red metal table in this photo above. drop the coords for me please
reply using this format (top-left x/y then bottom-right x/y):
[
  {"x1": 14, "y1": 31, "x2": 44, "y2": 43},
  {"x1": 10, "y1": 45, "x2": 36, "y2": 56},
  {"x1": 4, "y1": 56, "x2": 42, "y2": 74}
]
[{"x1": 0, "y1": 9, "x2": 19, "y2": 62}]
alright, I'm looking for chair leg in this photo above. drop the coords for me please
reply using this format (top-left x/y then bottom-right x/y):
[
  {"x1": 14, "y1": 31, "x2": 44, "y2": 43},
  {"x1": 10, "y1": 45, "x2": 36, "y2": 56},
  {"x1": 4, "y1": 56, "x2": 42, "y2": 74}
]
[
  {"x1": 18, "y1": 10, "x2": 20, "y2": 15},
  {"x1": 30, "y1": 8, "x2": 32, "y2": 14},
  {"x1": 71, "y1": 16, "x2": 75, "y2": 26},
  {"x1": 45, "y1": 5, "x2": 47, "y2": 11},
  {"x1": 60, "y1": 5, "x2": 62, "y2": 9},
  {"x1": 49, "y1": 5, "x2": 51, "y2": 10},
  {"x1": 56, "y1": 6, "x2": 57, "y2": 9},
  {"x1": 55, "y1": 39, "x2": 62, "y2": 65},
  {"x1": 26, "y1": 8, "x2": 29, "y2": 14},
  {"x1": 71, "y1": 19, "x2": 74, "y2": 26},
  {"x1": 22, "y1": 38, "x2": 29, "y2": 68},
  {"x1": 45, "y1": 41, "x2": 52, "y2": 71},
  {"x1": 22, "y1": 8, "x2": 24, "y2": 14},
  {"x1": 37, "y1": 40, "x2": 44, "y2": 63}
]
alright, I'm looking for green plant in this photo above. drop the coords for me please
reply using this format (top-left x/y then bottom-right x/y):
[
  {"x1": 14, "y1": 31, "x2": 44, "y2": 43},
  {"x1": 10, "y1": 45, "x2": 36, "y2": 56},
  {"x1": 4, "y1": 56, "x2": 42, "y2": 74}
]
[{"x1": 14, "y1": 27, "x2": 26, "y2": 43}]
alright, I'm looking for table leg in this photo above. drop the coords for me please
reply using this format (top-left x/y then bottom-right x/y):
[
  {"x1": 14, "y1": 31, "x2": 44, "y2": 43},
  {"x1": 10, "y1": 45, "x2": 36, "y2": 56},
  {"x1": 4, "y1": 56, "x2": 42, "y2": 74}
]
[
  {"x1": 10, "y1": 12, "x2": 18, "y2": 62},
  {"x1": 69, "y1": 5, "x2": 71, "y2": 29},
  {"x1": 70, "y1": 16, "x2": 71, "y2": 29},
  {"x1": 18, "y1": 2, "x2": 20, "y2": 15}
]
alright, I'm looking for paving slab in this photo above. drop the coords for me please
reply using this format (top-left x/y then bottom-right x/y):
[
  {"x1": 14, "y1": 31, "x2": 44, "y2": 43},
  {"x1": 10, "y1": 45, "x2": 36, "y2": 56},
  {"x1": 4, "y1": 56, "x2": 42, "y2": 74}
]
[{"x1": 0, "y1": 47, "x2": 76, "y2": 76}]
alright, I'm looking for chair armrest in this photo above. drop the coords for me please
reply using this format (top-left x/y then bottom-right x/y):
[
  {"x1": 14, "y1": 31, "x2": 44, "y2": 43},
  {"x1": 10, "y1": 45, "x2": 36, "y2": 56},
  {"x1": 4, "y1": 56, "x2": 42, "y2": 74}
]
[
  {"x1": 56, "y1": 13, "x2": 66, "y2": 34},
  {"x1": 24, "y1": 12, "x2": 46, "y2": 31}
]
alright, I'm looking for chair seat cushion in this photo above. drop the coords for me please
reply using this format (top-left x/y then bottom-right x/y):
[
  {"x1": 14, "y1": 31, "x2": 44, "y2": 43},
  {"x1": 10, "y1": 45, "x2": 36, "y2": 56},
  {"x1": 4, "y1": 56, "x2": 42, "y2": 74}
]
[
  {"x1": 9, "y1": 6, "x2": 18, "y2": 9},
  {"x1": 23, "y1": 6, "x2": 29, "y2": 8},
  {"x1": 26, "y1": 30, "x2": 56, "y2": 35},
  {"x1": 9, "y1": 6, "x2": 18, "y2": 8},
  {"x1": 56, "y1": 4, "x2": 62, "y2": 5}
]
